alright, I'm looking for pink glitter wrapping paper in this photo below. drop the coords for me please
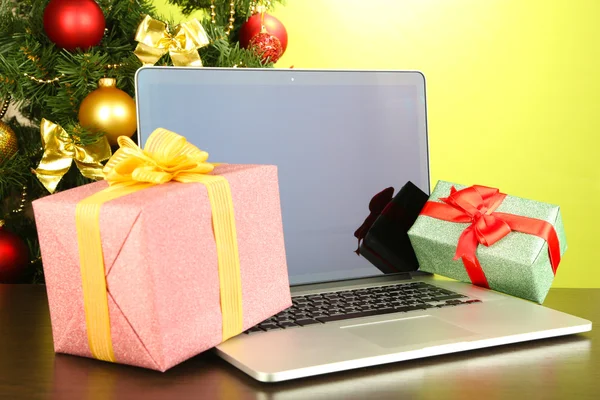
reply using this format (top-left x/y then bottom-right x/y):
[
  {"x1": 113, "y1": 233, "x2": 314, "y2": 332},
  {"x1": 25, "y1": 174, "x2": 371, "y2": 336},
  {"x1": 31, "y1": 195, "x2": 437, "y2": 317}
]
[{"x1": 32, "y1": 164, "x2": 292, "y2": 371}]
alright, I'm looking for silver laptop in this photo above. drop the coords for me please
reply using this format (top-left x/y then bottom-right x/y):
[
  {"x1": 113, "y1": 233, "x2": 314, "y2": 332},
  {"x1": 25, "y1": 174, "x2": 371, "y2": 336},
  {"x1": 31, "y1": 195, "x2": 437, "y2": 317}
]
[{"x1": 135, "y1": 67, "x2": 591, "y2": 383}]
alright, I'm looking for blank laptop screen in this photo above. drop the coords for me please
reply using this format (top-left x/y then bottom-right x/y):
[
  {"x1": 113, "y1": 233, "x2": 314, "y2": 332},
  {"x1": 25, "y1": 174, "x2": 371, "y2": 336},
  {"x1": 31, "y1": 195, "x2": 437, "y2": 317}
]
[{"x1": 135, "y1": 68, "x2": 429, "y2": 286}]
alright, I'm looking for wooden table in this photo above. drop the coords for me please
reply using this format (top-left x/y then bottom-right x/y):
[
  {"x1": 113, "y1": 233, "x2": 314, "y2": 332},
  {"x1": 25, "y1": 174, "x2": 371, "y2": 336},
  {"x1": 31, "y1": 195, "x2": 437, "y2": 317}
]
[{"x1": 0, "y1": 285, "x2": 597, "y2": 399}]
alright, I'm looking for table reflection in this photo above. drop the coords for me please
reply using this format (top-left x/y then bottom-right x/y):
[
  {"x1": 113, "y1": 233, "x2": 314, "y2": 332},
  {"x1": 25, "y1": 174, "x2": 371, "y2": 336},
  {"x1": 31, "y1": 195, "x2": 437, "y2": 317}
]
[{"x1": 49, "y1": 335, "x2": 591, "y2": 400}]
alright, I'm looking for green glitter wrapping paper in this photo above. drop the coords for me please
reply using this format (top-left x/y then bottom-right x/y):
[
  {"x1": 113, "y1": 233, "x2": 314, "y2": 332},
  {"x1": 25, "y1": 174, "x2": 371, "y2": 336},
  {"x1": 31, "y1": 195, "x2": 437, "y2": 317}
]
[{"x1": 407, "y1": 181, "x2": 567, "y2": 304}]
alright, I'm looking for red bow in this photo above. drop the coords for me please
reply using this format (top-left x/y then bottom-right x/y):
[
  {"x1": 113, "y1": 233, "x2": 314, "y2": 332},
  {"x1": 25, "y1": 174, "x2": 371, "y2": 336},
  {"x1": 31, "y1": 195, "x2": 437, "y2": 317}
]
[{"x1": 420, "y1": 185, "x2": 561, "y2": 288}]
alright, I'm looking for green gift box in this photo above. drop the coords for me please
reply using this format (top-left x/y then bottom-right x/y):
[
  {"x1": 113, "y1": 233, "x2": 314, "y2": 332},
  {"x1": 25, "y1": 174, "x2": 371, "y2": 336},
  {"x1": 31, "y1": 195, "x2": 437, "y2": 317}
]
[{"x1": 407, "y1": 181, "x2": 567, "y2": 304}]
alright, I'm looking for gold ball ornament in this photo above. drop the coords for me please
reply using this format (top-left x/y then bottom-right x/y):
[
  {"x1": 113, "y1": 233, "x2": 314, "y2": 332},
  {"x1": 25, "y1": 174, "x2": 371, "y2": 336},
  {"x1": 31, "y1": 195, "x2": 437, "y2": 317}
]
[
  {"x1": 78, "y1": 78, "x2": 137, "y2": 146},
  {"x1": 0, "y1": 120, "x2": 18, "y2": 164}
]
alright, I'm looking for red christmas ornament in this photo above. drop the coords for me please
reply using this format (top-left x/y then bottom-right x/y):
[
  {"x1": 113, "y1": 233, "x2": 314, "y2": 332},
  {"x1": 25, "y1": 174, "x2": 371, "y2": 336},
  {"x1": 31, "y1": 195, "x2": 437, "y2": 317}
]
[
  {"x1": 239, "y1": 13, "x2": 288, "y2": 54},
  {"x1": 249, "y1": 31, "x2": 283, "y2": 63},
  {"x1": 0, "y1": 223, "x2": 30, "y2": 284},
  {"x1": 43, "y1": 0, "x2": 106, "y2": 51}
]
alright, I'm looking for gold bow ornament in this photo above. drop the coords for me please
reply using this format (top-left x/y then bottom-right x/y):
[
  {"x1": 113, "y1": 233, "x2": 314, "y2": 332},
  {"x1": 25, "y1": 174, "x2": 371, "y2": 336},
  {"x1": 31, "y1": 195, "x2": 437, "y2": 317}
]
[
  {"x1": 34, "y1": 119, "x2": 112, "y2": 194},
  {"x1": 76, "y1": 129, "x2": 243, "y2": 363},
  {"x1": 134, "y1": 15, "x2": 210, "y2": 67}
]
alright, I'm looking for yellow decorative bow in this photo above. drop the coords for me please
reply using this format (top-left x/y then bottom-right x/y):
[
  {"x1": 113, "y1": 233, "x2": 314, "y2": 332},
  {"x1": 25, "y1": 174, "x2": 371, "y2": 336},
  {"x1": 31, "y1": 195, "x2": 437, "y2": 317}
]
[
  {"x1": 134, "y1": 15, "x2": 210, "y2": 67},
  {"x1": 34, "y1": 119, "x2": 112, "y2": 194},
  {"x1": 77, "y1": 129, "x2": 243, "y2": 363},
  {"x1": 103, "y1": 129, "x2": 215, "y2": 185}
]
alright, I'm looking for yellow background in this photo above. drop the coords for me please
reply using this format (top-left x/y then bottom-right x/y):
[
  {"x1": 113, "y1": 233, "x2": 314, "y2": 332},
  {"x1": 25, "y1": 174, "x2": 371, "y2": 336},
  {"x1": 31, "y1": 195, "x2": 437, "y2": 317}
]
[{"x1": 154, "y1": 0, "x2": 600, "y2": 288}]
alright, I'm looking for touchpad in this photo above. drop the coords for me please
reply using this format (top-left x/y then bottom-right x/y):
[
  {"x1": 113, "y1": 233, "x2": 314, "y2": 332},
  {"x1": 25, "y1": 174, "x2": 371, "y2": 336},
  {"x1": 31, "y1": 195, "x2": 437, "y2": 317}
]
[{"x1": 343, "y1": 316, "x2": 477, "y2": 348}]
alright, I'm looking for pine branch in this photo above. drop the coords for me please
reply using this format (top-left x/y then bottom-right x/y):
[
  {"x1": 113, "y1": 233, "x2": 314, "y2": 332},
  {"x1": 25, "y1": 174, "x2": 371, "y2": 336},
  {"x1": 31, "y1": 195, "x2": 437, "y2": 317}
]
[
  {"x1": 0, "y1": 153, "x2": 30, "y2": 199},
  {"x1": 0, "y1": 0, "x2": 286, "y2": 283}
]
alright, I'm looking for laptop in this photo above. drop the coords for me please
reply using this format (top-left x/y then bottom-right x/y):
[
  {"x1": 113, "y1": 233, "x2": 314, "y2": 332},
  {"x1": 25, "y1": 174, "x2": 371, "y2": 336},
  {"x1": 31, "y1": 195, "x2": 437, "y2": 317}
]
[{"x1": 134, "y1": 67, "x2": 591, "y2": 382}]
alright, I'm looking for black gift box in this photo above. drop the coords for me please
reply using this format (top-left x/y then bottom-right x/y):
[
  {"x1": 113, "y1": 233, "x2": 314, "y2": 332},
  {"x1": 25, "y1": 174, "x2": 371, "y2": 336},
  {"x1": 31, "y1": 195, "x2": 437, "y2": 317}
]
[{"x1": 354, "y1": 181, "x2": 429, "y2": 274}]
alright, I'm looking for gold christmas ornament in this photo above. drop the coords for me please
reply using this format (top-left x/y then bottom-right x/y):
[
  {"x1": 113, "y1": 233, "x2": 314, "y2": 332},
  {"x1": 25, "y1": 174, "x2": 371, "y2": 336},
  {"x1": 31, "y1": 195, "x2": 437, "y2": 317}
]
[
  {"x1": 34, "y1": 119, "x2": 112, "y2": 193},
  {"x1": 0, "y1": 120, "x2": 18, "y2": 164},
  {"x1": 134, "y1": 15, "x2": 210, "y2": 67},
  {"x1": 78, "y1": 78, "x2": 137, "y2": 146}
]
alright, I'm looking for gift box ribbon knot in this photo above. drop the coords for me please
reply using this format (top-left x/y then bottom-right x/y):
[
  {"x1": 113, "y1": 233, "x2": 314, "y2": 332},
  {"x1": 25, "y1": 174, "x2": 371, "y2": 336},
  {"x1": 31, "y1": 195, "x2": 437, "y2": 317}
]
[
  {"x1": 420, "y1": 185, "x2": 561, "y2": 289},
  {"x1": 75, "y1": 128, "x2": 243, "y2": 363}
]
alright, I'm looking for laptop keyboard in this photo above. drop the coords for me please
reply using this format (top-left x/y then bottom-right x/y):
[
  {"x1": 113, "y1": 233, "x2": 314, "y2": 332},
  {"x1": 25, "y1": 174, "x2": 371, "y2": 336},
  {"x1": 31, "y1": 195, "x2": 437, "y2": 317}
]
[{"x1": 244, "y1": 282, "x2": 480, "y2": 334}]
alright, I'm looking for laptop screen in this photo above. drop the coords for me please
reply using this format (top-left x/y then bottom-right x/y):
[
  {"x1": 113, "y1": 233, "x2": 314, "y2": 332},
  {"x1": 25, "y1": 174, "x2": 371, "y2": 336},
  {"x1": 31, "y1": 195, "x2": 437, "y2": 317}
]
[{"x1": 135, "y1": 68, "x2": 430, "y2": 286}]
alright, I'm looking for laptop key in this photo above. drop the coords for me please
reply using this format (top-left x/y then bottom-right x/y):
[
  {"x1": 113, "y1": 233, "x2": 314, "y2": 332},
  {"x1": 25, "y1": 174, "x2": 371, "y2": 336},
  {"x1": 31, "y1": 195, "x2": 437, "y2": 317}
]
[
  {"x1": 295, "y1": 318, "x2": 322, "y2": 326},
  {"x1": 279, "y1": 321, "x2": 300, "y2": 328},
  {"x1": 294, "y1": 311, "x2": 309, "y2": 317},
  {"x1": 432, "y1": 295, "x2": 467, "y2": 301},
  {"x1": 394, "y1": 305, "x2": 427, "y2": 312},
  {"x1": 259, "y1": 323, "x2": 280, "y2": 331},
  {"x1": 244, "y1": 327, "x2": 264, "y2": 334},
  {"x1": 295, "y1": 296, "x2": 310, "y2": 300}
]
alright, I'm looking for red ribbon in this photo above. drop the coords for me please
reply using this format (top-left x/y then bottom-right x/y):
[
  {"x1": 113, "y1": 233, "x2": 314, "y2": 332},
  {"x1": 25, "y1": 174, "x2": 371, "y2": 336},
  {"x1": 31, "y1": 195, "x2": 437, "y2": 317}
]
[{"x1": 420, "y1": 185, "x2": 561, "y2": 288}]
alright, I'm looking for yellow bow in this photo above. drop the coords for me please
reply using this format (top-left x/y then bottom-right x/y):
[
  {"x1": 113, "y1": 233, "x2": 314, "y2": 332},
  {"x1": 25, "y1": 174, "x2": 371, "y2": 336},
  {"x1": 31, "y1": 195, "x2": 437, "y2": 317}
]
[
  {"x1": 134, "y1": 15, "x2": 210, "y2": 67},
  {"x1": 34, "y1": 119, "x2": 112, "y2": 194},
  {"x1": 103, "y1": 129, "x2": 215, "y2": 185}
]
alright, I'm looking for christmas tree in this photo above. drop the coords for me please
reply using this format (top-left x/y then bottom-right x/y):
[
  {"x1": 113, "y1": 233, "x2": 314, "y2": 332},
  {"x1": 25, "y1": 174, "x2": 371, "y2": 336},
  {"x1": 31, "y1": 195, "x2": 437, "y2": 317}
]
[{"x1": 0, "y1": 0, "x2": 287, "y2": 284}]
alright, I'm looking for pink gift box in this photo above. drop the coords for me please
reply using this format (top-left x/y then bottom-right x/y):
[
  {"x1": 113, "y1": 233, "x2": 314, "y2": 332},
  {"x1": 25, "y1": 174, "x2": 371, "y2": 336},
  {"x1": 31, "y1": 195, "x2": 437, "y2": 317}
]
[{"x1": 33, "y1": 164, "x2": 291, "y2": 371}]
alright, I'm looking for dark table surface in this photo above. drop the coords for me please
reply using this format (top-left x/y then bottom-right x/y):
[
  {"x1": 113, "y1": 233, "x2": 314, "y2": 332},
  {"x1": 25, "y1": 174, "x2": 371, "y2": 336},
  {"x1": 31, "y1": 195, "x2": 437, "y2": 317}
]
[{"x1": 0, "y1": 285, "x2": 597, "y2": 400}]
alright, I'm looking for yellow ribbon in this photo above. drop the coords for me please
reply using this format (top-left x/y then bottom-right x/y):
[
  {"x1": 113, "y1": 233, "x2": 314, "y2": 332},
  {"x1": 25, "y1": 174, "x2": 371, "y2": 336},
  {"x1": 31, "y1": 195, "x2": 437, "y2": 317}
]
[
  {"x1": 34, "y1": 119, "x2": 112, "y2": 194},
  {"x1": 134, "y1": 15, "x2": 210, "y2": 67},
  {"x1": 75, "y1": 128, "x2": 244, "y2": 363}
]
